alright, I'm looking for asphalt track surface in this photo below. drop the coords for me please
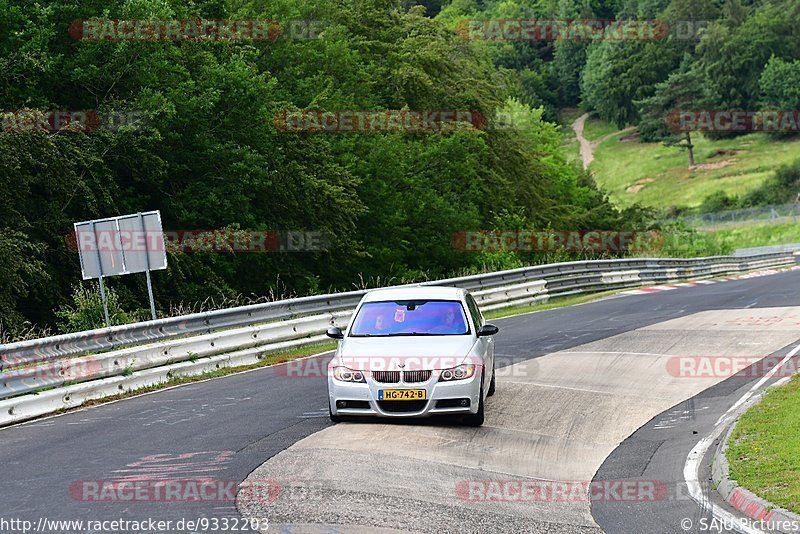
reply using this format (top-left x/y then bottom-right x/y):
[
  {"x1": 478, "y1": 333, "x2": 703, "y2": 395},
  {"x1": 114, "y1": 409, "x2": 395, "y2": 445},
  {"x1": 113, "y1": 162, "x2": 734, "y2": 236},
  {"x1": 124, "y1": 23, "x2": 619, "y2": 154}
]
[{"x1": 1, "y1": 268, "x2": 799, "y2": 534}]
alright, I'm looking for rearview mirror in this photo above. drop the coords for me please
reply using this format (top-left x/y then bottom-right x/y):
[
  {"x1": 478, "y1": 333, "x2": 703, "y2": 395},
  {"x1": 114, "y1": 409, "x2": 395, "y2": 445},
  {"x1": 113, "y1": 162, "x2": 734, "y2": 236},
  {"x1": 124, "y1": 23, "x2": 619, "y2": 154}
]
[
  {"x1": 326, "y1": 326, "x2": 344, "y2": 339},
  {"x1": 477, "y1": 324, "x2": 499, "y2": 337}
]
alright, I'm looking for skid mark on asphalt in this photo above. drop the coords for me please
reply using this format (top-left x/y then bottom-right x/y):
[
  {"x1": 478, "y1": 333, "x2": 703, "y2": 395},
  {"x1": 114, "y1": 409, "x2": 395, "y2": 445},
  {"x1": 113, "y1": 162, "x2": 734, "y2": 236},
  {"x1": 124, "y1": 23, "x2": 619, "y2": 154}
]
[
  {"x1": 498, "y1": 381, "x2": 614, "y2": 395},
  {"x1": 238, "y1": 307, "x2": 800, "y2": 534},
  {"x1": 299, "y1": 409, "x2": 330, "y2": 419},
  {"x1": 122, "y1": 397, "x2": 254, "y2": 426},
  {"x1": 652, "y1": 401, "x2": 706, "y2": 430}
]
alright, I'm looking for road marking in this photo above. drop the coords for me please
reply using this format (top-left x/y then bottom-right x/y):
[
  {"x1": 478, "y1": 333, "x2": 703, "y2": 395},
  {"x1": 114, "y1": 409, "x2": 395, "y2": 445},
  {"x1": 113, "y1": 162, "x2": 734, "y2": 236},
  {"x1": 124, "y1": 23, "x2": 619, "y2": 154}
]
[
  {"x1": 683, "y1": 341, "x2": 800, "y2": 533},
  {"x1": 622, "y1": 267, "x2": 800, "y2": 297}
]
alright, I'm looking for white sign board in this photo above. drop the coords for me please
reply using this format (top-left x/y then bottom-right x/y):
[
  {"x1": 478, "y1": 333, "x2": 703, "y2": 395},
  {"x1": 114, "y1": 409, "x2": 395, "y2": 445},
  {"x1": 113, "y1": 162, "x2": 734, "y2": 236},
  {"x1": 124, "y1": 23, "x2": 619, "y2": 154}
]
[{"x1": 74, "y1": 211, "x2": 167, "y2": 280}]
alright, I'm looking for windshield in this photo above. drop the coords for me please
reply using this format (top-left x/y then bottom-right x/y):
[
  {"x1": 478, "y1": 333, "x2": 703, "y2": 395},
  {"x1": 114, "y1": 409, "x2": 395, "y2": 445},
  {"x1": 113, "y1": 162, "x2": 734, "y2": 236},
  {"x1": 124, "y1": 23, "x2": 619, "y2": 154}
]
[{"x1": 349, "y1": 300, "x2": 470, "y2": 336}]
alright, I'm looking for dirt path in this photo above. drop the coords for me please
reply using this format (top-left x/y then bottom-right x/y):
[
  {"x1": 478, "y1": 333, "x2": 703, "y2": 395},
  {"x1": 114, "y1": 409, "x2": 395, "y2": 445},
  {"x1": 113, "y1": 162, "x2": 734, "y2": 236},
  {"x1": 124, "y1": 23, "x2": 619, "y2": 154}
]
[
  {"x1": 572, "y1": 112, "x2": 635, "y2": 170},
  {"x1": 573, "y1": 113, "x2": 594, "y2": 169}
]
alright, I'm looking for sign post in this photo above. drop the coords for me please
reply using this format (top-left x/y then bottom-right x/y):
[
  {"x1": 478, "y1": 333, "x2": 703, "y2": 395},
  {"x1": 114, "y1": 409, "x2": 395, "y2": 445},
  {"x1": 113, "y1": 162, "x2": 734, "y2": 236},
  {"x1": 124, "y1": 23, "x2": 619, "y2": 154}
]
[
  {"x1": 98, "y1": 276, "x2": 111, "y2": 327},
  {"x1": 74, "y1": 211, "x2": 167, "y2": 327},
  {"x1": 89, "y1": 220, "x2": 112, "y2": 326},
  {"x1": 138, "y1": 212, "x2": 157, "y2": 321}
]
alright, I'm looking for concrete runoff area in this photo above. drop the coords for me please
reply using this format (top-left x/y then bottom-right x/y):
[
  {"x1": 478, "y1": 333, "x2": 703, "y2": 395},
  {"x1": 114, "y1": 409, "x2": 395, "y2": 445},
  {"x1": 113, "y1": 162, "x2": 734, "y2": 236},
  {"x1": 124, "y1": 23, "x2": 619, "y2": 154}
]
[{"x1": 238, "y1": 307, "x2": 800, "y2": 533}]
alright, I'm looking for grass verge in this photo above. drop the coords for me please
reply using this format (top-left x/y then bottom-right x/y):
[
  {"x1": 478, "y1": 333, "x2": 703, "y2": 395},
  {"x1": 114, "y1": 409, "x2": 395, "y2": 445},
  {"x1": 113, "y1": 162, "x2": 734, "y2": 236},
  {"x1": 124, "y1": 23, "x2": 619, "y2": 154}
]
[
  {"x1": 484, "y1": 290, "x2": 620, "y2": 320},
  {"x1": 706, "y1": 221, "x2": 800, "y2": 250},
  {"x1": 726, "y1": 375, "x2": 800, "y2": 513}
]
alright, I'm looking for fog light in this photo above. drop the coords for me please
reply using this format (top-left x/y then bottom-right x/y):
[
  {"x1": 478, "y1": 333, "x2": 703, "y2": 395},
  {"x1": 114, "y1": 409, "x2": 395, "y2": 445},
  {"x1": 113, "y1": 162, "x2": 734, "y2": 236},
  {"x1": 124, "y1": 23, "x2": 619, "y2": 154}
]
[
  {"x1": 336, "y1": 400, "x2": 347, "y2": 409},
  {"x1": 460, "y1": 399, "x2": 469, "y2": 407}
]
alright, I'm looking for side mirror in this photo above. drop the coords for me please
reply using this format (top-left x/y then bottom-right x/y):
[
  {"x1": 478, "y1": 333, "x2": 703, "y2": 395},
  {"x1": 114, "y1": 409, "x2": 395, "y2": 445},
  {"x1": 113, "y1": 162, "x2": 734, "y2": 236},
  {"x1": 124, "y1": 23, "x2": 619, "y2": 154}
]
[
  {"x1": 326, "y1": 326, "x2": 344, "y2": 339},
  {"x1": 477, "y1": 324, "x2": 499, "y2": 337}
]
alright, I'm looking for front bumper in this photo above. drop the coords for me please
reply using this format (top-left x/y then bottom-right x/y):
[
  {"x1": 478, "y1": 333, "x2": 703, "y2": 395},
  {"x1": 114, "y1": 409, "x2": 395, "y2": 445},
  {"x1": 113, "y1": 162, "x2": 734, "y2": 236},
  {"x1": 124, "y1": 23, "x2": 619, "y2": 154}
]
[{"x1": 328, "y1": 369, "x2": 482, "y2": 418}]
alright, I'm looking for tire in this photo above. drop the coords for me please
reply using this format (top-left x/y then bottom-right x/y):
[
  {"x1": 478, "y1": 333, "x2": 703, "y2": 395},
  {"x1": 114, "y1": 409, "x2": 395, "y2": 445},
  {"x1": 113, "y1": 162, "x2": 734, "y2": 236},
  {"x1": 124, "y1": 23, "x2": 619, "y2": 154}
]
[
  {"x1": 487, "y1": 365, "x2": 496, "y2": 397},
  {"x1": 329, "y1": 404, "x2": 341, "y2": 423},
  {"x1": 464, "y1": 374, "x2": 485, "y2": 427}
]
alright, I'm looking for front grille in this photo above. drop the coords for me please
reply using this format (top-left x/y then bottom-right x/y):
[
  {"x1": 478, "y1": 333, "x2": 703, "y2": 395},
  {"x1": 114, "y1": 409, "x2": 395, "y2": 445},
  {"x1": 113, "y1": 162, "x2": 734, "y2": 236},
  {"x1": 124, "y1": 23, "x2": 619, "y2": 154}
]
[
  {"x1": 372, "y1": 371, "x2": 400, "y2": 383},
  {"x1": 371, "y1": 370, "x2": 432, "y2": 383},
  {"x1": 402, "y1": 370, "x2": 432, "y2": 383},
  {"x1": 378, "y1": 400, "x2": 427, "y2": 413}
]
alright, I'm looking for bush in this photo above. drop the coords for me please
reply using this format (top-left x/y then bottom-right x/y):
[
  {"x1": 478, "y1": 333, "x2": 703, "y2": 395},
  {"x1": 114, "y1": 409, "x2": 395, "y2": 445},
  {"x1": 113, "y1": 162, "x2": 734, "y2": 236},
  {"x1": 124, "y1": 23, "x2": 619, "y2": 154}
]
[
  {"x1": 697, "y1": 158, "x2": 800, "y2": 210},
  {"x1": 700, "y1": 191, "x2": 739, "y2": 213},
  {"x1": 760, "y1": 56, "x2": 800, "y2": 110},
  {"x1": 652, "y1": 221, "x2": 732, "y2": 257},
  {"x1": 740, "y1": 158, "x2": 800, "y2": 207},
  {"x1": 55, "y1": 283, "x2": 145, "y2": 333}
]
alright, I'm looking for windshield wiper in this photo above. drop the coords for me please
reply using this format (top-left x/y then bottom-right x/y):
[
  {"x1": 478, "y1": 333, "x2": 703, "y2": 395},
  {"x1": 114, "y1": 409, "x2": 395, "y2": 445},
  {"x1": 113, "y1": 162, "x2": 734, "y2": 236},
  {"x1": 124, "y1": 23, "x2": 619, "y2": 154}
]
[{"x1": 381, "y1": 332, "x2": 439, "y2": 336}]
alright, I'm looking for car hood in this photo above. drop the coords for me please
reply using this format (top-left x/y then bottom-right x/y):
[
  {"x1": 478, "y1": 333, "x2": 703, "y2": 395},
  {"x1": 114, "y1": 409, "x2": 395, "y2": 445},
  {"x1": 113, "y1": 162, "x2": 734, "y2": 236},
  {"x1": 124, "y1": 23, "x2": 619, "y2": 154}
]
[{"x1": 335, "y1": 335, "x2": 477, "y2": 371}]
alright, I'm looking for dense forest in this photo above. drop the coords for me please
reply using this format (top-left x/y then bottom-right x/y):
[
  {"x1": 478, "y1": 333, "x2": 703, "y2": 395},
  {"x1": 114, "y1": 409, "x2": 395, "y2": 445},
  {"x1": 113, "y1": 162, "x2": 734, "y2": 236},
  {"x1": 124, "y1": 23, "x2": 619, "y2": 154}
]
[{"x1": 2, "y1": 0, "x2": 798, "y2": 335}]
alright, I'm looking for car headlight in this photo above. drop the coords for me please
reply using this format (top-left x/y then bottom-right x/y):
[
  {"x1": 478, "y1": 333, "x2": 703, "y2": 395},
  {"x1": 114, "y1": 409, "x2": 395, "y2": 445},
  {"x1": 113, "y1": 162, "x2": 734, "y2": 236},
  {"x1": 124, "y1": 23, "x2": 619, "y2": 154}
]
[
  {"x1": 332, "y1": 366, "x2": 366, "y2": 383},
  {"x1": 438, "y1": 364, "x2": 476, "y2": 381}
]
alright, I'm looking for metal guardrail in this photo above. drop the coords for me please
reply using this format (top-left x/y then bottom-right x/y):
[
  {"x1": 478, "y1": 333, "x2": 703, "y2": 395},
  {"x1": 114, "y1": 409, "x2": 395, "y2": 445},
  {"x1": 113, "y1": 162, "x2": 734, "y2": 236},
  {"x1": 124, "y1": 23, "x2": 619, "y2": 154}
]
[
  {"x1": 734, "y1": 243, "x2": 800, "y2": 257},
  {"x1": 0, "y1": 252, "x2": 796, "y2": 406},
  {"x1": 0, "y1": 258, "x2": 682, "y2": 368},
  {"x1": 0, "y1": 290, "x2": 367, "y2": 369}
]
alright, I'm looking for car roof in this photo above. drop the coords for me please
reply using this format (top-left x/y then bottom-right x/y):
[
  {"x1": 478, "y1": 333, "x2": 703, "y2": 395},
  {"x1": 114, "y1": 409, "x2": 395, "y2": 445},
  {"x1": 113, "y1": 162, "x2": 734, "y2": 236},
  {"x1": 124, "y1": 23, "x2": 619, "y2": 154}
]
[{"x1": 361, "y1": 285, "x2": 467, "y2": 303}]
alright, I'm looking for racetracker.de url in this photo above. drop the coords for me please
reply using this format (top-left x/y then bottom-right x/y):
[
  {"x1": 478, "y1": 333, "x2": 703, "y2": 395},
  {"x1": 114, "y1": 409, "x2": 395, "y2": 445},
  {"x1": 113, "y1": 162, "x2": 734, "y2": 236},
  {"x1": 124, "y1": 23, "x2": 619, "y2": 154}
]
[{"x1": 0, "y1": 517, "x2": 269, "y2": 533}]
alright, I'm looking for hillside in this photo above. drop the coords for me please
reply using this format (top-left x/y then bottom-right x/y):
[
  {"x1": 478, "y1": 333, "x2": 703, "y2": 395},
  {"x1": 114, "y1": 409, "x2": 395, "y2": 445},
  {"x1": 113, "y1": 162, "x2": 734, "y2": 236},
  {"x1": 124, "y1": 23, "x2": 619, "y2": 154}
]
[{"x1": 580, "y1": 115, "x2": 800, "y2": 210}]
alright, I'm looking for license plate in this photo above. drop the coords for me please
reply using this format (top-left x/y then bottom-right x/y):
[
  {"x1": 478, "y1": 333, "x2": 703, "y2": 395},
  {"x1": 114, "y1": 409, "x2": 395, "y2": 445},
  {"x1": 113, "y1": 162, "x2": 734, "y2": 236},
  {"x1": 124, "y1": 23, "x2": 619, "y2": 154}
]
[{"x1": 378, "y1": 389, "x2": 426, "y2": 401}]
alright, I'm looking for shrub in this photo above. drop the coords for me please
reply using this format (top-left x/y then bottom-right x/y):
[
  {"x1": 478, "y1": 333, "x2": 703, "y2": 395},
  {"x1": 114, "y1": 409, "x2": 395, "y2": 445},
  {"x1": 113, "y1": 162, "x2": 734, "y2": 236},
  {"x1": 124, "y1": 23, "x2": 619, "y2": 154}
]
[{"x1": 55, "y1": 283, "x2": 142, "y2": 333}]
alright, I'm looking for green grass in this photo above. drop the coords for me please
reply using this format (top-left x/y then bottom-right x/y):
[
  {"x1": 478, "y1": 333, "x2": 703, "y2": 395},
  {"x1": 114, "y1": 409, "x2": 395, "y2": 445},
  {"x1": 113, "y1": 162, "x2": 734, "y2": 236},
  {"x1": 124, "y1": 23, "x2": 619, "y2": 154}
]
[
  {"x1": 726, "y1": 375, "x2": 800, "y2": 513},
  {"x1": 589, "y1": 125, "x2": 800, "y2": 209},
  {"x1": 708, "y1": 221, "x2": 800, "y2": 250},
  {"x1": 582, "y1": 116, "x2": 619, "y2": 141},
  {"x1": 562, "y1": 135, "x2": 581, "y2": 166}
]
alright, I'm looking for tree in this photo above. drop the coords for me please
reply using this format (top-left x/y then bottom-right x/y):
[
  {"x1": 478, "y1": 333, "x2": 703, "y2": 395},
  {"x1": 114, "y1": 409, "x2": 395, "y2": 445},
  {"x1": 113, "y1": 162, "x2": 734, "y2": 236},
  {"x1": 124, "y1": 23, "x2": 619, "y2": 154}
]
[
  {"x1": 760, "y1": 56, "x2": 800, "y2": 110},
  {"x1": 581, "y1": 40, "x2": 681, "y2": 127},
  {"x1": 0, "y1": 0, "x2": 634, "y2": 335},
  {"x1": 636, "y1": 55, "x2": 705, "y2": 166},
  {"x1": 552, "y1": 39, "x2": 586, "y2": 107},
  {"x1": 694, "y1": 0, "x2": 800, "y2": 119}
]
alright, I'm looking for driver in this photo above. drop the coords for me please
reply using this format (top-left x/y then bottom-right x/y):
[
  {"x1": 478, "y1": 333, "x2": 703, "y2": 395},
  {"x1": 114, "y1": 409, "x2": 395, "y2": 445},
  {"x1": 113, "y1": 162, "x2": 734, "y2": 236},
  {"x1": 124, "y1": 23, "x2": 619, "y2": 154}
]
[
  {"x1": 430, "y1": 307, "x2": 460, "y2": 334},
  {"x1": 443, "y1": 308, "x2": 456, "y2": 327},
  {"x1": 374, "y1": 313, "x2": 389, "y2": 332}
]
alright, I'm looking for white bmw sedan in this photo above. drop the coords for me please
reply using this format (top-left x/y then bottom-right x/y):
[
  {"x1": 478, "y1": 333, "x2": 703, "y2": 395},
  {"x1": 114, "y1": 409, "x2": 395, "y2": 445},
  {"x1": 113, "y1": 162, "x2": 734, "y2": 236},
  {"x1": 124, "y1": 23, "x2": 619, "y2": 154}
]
[{"x1": 326, "y1": 286, "x2": 498, "y2": 426}]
